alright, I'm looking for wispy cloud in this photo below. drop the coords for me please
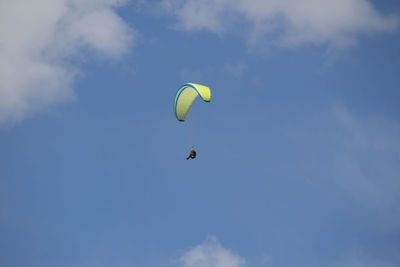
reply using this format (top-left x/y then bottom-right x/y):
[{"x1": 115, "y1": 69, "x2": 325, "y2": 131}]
[
  {"x1": 291, "y1": 104, "x2": 400, "y2": 227},
  {"x1": 180, "y1": 236, "x2": 245, "y2": 267},
  {"x1": 179, "y1": 68, "x2": 205, "y2": 83},
  {"x1": 331, "y1": 258, "x2": 394, "y2": 267},
  {"x1": 162, "y1": 0, "x2": 398, "y2": 48},
  {"x1": 223, "y1": 61, "x2": 247, "y2": 79},
  {"x1": 330, "y1": 105, "x2": 400, "y2": 222},
  {"x1": 0, "y1": 0, "x2": 134, "y2": 125},
  {"x1": 329, "y1": 246, "x2": 395, "y2": 267}
]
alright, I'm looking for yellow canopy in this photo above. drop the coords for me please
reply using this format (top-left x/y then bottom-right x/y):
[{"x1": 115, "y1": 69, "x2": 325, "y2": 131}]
[{"x1": 174, "y1": 83, "x2": 211, "y2": 121}]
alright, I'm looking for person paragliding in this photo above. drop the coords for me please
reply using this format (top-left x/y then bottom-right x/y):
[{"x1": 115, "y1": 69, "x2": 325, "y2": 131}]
[
  {"x1": 174, "y1": 83, "x2": 211, "y2": 160},
  {"x1": 186, "y1": 147, "x2": 196, "y2": 160}
]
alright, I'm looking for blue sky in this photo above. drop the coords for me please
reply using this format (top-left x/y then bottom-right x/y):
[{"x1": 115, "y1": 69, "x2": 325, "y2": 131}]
[{"x1": 1, "y1": 0, "x2": 400, "y2": 266}]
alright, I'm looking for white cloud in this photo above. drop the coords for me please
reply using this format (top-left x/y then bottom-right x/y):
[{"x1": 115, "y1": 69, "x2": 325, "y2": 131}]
[
  {"x1": 0, "y1": 0, "x2": 134, "y2": 125},
  {"x1": 180, "y1": 236, "x2": 245, "y2": 267},
  {"x1": 162, "y1": 0, "x2": 398, "y2": 47}
]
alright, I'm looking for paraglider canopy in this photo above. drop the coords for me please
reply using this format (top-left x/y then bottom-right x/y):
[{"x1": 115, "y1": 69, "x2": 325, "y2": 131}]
[{"x1": 174, "y1": 83, "x2": 211, "y2": 121}]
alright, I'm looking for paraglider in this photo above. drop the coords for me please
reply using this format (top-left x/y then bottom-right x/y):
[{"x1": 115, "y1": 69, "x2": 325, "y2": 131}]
[
  {"x1": 186, "y1": 147, "x2": 196, "y2": 160},
  {"x1": 174, "y1": 83, "x2": 211, "y2": 160}
]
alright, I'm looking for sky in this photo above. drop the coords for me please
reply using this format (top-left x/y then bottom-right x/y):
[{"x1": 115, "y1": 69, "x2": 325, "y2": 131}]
[{"x1": 0, "y1": 0, "x2": 400, "y2": 266}]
